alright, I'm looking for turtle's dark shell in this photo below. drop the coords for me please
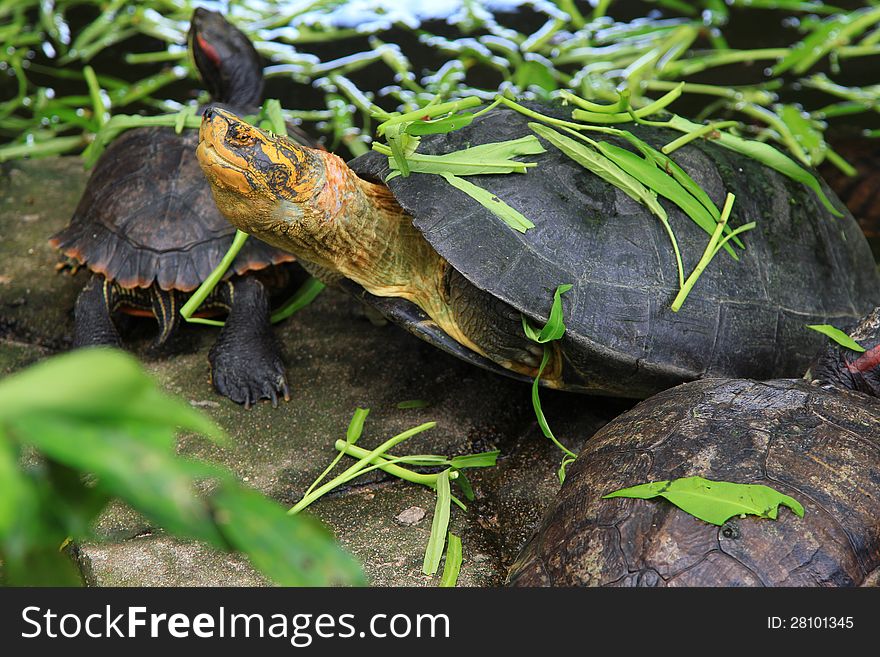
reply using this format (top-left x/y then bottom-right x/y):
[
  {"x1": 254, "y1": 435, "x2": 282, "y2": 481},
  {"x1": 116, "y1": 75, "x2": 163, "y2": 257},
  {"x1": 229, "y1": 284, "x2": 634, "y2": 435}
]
[
  {"x1": 50, "y1": 127, "x2": 294, "y2": 292},
  {"x1": 507, "y1": 377, "x2": 880, "y2": 587},
  {"x1": 350, "y1": 106, "x2": 880, "y2": 396}
]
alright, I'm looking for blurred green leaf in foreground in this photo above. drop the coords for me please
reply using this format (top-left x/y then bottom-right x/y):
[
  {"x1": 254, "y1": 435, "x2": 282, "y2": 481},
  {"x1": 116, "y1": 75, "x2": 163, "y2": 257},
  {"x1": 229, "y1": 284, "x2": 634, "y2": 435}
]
[{"x1": 0, "y1": 347, "x2": 364, "y2": 587}]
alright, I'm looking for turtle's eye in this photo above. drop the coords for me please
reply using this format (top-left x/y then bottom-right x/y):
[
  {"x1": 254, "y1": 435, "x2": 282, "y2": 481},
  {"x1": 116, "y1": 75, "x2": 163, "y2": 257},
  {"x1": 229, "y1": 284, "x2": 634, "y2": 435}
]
[{"x1": 226, "y1": 124, "x2": 256, "y2": 147}]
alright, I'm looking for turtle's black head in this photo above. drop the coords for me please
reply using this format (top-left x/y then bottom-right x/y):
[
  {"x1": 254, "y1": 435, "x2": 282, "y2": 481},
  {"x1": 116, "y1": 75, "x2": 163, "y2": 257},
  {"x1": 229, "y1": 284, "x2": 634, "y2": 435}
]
[
  {"x1": 810, "y1": 307, "x2": 880, "y2": 398},
  {"x1": 188, "y1": 8, "x2": 263, "y2": 107}
]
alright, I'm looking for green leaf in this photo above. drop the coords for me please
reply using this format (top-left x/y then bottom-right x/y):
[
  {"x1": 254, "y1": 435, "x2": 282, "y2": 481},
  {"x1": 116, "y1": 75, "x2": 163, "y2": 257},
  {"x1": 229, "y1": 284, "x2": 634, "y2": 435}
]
[
  {"x1": 0, "y1": 348, "x2": 222, "y2": 439},
  {"x1": 558, "y1": 454, "x2": 576, "y2": 485},
  {"x1": 405, "y1": 113, "x2": 474, "y2": 136},
  {"x1": 603, "y1": 476, "x2": 805, "y2": 526},
  {"x1": 302, "y1": 408, "x2": 371, "y2": 500},
  {"x1": 598, "y1": 141, "x2": 731, "y2": 250},
  {"x1": 514, "y1": 61, "x2": 558, "y2": 95},
  {"x1": 778, "y1": 104, "x2": 824, "y2": 164},
  {"x1": 569, "y1": 82, "x2": 684, "y2": 124},
  {"x1": 452, "y1": 469, "x2": 475, "y2": 501},
  {"x1": 263, "y1": 98, "x2": 288, "y2": 137},
  {"x1": 522, "y1": 283, "x2": 573, "y2": 343},
  {"x1": 449, "y1": 450, "x2": 500, "y2": 469},
  {"x1": 346, "y1": 407, "x2": 370, "y2": 443},
  {"x1": 528, "y1": 123, "x2": 670, "y2": 225},
  {"x1": 665, "y1": 115, "x2": 843, "y2": 217},
  {"x1": 41, "y1": 461, "x2": 111, "y2": 540},
  {"x1": 528, "y1": 346, "x2": 577, "y2": 460},
  {"x1": 11, "y1": 415, "x2": 228, "y2": 547},
  {"x1": 441, "y1": 174, "x2": 535, "y2": 233},
  {"x1": 0, "y1": 434, "x2": 27, "y2": 537},
  {"x1": 0, "y1": 348, "x2": 146, "y2": 423},
  {"x1": 616, "y1": 130, "x2": 743, "y2": 255},
  {"x1": 807, "y1": 324, "x2": 866, "y2": 353},
  {"x1": 423, "y1": 469, "x2": 452, "y2": 575},
  {"x1": 212, "y1": 484, "x2": 365, "y2": 586},
  {"x1": 439, "y1": 533, "x2": 463, "y2": 587},
  {"x1": 1, "y1": 545, "x2": 84, "y2": 587},
  {"x1": 385, "y1": 122, "x2": 418, "y2": 177},
  {"x1": 386, "y1": 135, "x2": 545, "y2": 176}
]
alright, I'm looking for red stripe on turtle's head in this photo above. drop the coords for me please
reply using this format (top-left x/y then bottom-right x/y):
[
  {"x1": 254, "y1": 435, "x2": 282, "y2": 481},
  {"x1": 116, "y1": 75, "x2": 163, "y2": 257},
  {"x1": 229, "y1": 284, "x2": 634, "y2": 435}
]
[{"x1": 195, "y1": 34, "x2": 222, "y2": 69}]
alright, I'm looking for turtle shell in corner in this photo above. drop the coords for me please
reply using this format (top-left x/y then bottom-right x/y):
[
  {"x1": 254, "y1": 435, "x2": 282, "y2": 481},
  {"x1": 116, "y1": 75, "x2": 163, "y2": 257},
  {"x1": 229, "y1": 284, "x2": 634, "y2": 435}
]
[
  {"x1": 507, "y1": 377, "x2": 880, "y2": 587},
  {"x1": 349, "y1": 105, "x2": 880, "y2": 397},
  {"x1": 51, "y1": 126, "x2": 294, "y2": 292}
]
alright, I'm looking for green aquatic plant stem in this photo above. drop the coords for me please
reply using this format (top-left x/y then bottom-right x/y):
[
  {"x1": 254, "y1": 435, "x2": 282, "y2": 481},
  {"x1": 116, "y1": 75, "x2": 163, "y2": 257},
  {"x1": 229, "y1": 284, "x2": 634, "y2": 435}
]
[
  {"x1": 671, "y1": 194, "x2": 756, "y2": 312},
  {"x1": 439, "y1": 533, "x2": 462, "y2": 587},
  {"x1": 570, "y1": 82, "x2": 685, "y2": 124},
  {"x1": 270, "y1": 277, "x2": 326, "y2": 324},
  {"x1": 180, "y1": 229, "x2": 249, "y2": 326},
  {"x1": 662, "y1": 121, "x2": 738, "y2": 154},
  {"x1": 288, "y1": 422, "x2": 437, "y2": 515},
  {"x1": 82, "y1": 65, "x2": 107, "y2": 127},
  {"x1": 377, "y1": 97, "x2": 482, "y2": 135},
  {"x1": 331, "y1": 441, "x2": 455, "y2": 487}
]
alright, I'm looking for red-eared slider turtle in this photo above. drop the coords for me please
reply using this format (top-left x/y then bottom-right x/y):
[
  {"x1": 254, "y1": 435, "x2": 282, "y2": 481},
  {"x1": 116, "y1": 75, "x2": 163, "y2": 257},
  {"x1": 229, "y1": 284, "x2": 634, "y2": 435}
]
[
  {"x1": 50, "y1": 9, "x2": 313, "y2": 407},
  {"x1": 195, "y1": 104, "x2": 880, "y2": 398},
  {"x1": 507, "y1": 309, "x2": 880, "y2": 587}
]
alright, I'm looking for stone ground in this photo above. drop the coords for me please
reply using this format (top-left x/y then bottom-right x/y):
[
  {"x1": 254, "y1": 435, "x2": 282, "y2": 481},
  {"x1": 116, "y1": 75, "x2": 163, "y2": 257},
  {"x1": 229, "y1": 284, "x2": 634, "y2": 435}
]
[{"x1": 0, "y1": 157, "x2": 630, "y2": 587}]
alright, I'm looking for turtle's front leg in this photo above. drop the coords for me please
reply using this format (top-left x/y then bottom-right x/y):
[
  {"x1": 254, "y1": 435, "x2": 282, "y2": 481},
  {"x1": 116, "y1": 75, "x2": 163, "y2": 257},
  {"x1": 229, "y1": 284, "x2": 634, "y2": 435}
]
[
  {"x1": 73, "y1": 274, "x2": 123, "y2": 348},
  {"x1": 208, "y1": 277, "x2": 289, "y2": 408}
]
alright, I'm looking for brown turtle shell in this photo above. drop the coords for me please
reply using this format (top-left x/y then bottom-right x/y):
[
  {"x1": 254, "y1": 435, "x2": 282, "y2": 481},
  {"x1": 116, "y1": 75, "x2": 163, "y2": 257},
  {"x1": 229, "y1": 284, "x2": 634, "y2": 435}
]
[
  {"x1": 50, "y1": 126, "x2": 294, "y2": 292},
  {"x1": 508, "y1": 377, "x2": 880, "y2": 587}
]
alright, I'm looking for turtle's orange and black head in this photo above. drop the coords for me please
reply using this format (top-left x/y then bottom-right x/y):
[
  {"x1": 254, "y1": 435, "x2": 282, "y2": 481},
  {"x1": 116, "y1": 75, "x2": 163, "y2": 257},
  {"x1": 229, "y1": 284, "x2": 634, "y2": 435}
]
[
  {"x1": 197, "y1": 107, "x2": 348, "y2": 243},
  {"x1": 198, "y1": 106, "x2": 406, "y2": 278},
  {"x1": 188, "y1": 8, "x2": 263, "y2": 107}
]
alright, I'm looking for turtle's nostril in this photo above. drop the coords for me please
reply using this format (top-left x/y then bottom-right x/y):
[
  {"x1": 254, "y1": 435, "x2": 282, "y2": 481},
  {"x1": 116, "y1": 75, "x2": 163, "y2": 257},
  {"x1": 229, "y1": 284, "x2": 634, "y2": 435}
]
[{"x1": 203, "y1": 107, "x2": 214, "y2": 120}]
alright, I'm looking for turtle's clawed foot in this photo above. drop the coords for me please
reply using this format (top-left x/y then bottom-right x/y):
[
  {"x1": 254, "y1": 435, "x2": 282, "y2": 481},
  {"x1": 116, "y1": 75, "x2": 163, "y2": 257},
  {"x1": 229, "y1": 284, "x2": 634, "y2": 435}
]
[
  {"x1": 208, "y1": 277, "x2": 289, "y2": 408},
  {"x1": 209, "y1": 344, "x2": 289, "y2": 408}
]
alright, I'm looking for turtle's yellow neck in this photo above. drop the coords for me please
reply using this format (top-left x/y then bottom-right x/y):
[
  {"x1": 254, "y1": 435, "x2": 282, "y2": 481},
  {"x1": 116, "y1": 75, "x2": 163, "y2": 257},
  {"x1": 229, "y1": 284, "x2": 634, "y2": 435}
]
[{"x1": 267, "y1": 152, "x2": 482, "y2": 355}]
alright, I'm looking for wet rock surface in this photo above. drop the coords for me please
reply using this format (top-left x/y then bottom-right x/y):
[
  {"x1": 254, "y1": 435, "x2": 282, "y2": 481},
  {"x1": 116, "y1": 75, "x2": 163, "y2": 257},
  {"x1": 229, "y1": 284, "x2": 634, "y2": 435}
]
[{"x1": 0, "y1": 157, "x2": 620, "y2": 586}]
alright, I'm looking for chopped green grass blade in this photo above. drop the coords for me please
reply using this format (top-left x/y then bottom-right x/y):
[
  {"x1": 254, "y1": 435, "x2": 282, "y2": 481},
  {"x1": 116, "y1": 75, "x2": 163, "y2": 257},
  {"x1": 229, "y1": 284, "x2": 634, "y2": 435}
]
[
  {"x1": 439, "y1": 533, "x2": 463, "y2": 587},
  {"x1": 379, "y1": 135, "x2": 545, "y2": 176},
  {"x1": 529, "y1": 123, "x2": 666, "y2": 219},
  {"x1": 301, "y1": 408, "x2": 370, "y2": 499},
  {"x1": 263, "y1": 98, "x2": 287, "y2": 136},
  {"x1": 665, "y1": 115, "x2": 843, "y2": 217},
  {"x1": 522, "y1": 283, "x2": 573, "y2": 343},
  {"x1": 529, "y1": 123, "x2": 686, "y2": 287},
  {"x1": 529, "y1": 347, "x2": 577, "y2": 465},
  {"x1": 423, "y1": 470, "x2": 452, "y2": 575},
  {"x1": 449, "y1": 451, "x2": 500, "y2": 469},
  {"x1": 385, "y1": 122, "x2": 414, "y2": 176},
  {"x1": 406, "y1": 113, "x2": 474, "y2": 135},
  {"x1": 598, "y1": 140, "x2": 741, "y2": 258},
  {"x1": 452, "y1": 469, "x2": 475, "y2": 501},
  {"x1": 806, "y1": 324, "x2": 866, "y2": 352},
  {"x1": 441, "y1": 174, "x2": 535, "y2": 233},
  {"x1": 671, "y1": 194, "x2": 757, "y2": 312}
]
